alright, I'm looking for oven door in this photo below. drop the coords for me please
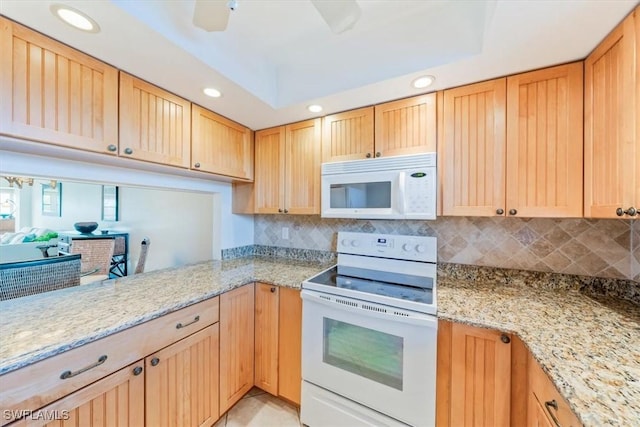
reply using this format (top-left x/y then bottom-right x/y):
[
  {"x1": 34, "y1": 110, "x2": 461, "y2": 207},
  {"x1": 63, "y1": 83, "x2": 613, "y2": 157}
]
[{"x1": 301, "y1": 289, "x2": 437, "y2": 427}]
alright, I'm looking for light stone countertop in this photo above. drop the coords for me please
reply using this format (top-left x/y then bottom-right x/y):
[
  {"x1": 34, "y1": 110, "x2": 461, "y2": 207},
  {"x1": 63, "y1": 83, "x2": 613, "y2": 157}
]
[{"x1": 1, "y1": 256, "x2": 638, "y2": 426}]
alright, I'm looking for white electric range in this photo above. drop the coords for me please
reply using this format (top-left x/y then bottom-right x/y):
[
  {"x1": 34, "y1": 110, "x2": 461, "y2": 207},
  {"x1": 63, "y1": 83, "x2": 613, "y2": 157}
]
[{"x1": 301, "y1": 231, "x2": 438, "y2": 427}]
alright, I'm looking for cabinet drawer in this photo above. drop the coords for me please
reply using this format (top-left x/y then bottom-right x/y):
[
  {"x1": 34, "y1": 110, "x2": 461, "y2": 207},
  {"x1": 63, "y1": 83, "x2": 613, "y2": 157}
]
[
  {"x1": 0, "y1": 297, "x2": 219, "y2": 425},
  {"x1": 529, "y1": 355, "x2": 582, "y2": 427}
]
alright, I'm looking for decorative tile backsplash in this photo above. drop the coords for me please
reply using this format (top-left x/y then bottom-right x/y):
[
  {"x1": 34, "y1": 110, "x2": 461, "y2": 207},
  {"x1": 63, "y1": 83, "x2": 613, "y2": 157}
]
[{"x1": 254, "y1": 215, "x2": 638, "y2": 282}]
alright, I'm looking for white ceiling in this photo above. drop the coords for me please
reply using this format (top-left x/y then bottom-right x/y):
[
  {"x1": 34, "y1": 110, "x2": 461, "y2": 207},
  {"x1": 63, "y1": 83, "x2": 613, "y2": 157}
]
[{"x1": 1, "y1": 0, "x2": 638, "y2": 130}]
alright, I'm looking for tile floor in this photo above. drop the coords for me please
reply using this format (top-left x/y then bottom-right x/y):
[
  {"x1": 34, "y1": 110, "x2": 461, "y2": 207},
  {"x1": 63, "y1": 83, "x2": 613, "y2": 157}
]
[{"x1": 214, "y1": 387, "x2": 301, "y2": 427}]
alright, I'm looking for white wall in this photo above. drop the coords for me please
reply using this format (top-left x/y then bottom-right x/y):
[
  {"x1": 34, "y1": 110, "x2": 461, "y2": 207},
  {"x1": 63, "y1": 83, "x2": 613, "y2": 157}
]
[{"x1": 0, "y1": 150, "x2": 255, "y2": 262}]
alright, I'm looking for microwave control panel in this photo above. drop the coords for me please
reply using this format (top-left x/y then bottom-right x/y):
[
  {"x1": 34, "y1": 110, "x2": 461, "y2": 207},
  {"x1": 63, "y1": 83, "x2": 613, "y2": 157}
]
[{"x1": 404, "y1": 169, "x2": 436, "y2": 219}]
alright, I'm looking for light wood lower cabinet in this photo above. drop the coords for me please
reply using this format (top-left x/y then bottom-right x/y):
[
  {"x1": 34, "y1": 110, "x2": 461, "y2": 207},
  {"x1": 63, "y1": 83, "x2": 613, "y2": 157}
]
[
  {"x1": 219, "y1": 284, "x2": 255, "y2": 414},
  {"x1": 436, "y1": 321, "x2": 512, "y2": 427},
  {"x1": 528, "y1": 353, "x2": 582, "y2": 427},
  {"x1": 10, "y1": 362, "x2": 145, "y2": 427},
  {"x1": 145, "y1": 325, "x2": 220, "y2": 427},
  {"x1": 254, "y1": 283, "x2": 279, "y2": 395},
  {"x1": 277, "y1": 287, "x2": 302, "y2": 405},
  {"x1": 253, "y1": 284, "x2": 303, "y2": 406}
]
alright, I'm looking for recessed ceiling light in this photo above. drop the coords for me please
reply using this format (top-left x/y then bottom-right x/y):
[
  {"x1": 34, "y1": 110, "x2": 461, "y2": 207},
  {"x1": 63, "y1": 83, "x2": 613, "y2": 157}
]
[
  {"x1": 412, "y1": 75, "x2": 435, "y2": 89},
  {"x1": 51, "y1": 4, "x2": 100, "y2": 33},
  {"x1": 308, "y1": 105, "x2": 323, "y2": 113},
  {"x1": 203, "y1": 88, "x2": 222, "y2": 98}
]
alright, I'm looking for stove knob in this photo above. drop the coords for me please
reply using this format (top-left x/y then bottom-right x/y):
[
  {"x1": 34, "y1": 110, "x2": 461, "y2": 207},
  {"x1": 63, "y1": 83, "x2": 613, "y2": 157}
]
[
  {"x1": 341, "y1": 239, "x2": 350, "y2": 247},
  {"x1": 415, "y1": 244, "x2": 426, "y2": 253},
  {"x1": 351, "y1": 240, "x2": 360, "y2": 247},
  {"x1": 402, "y1": 243, "x2": 413, "y2": 252}
]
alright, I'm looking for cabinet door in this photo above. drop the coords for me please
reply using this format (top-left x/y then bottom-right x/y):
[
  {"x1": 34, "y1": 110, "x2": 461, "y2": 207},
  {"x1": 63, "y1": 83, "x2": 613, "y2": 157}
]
[
  {"x1": 254, "y1": 283, "x2": 279, "y2": 395},
  {"x1": 441, "y1": 79, "x2": 507, "y2": 216},
  {"x1": 254, "y1": 126, "x2": 286, "y2": 213},
  {"x1": 374, "y1": 94, "x2": 437, "y2": 157},
  {"x1": 322, "y1": 107, "x2": 374, "y2": 162},
  {"x1": 219, "y1": 284, "x2": 255, "y2": 414},
  {"x1": 146, "y1": 324, "x2": 220, "y2": 427},
  {"x1": 0, "y1": 17, "x2": 118, "y2": 154},
  {"x1": 119, "y1": 72, "x2": 191, "y2": 168},
  {"x1": 285, "y1": 118, "x2": 322, "y2": 214},
  {"x1": 527, "y1": 392, "x2": 555, "y2": 427},
  {"x1": 506, "y1": 62, "x2": 584, "y2": 217},
  {"x1": 585, "y1": 7, "x2": 639, "y2": 218},
  {"x1": 11, "y1": 362, "x2": 144, "y2": 427},
  {"x1": 449, "y1": 323, "x2": 511, "y2": 427},
  {"x1": 278, "y1": 287, "x2": 302, "y2": 406},
  {"x1": 191, "y1": 104, "x2": 253, "y2": 180}
]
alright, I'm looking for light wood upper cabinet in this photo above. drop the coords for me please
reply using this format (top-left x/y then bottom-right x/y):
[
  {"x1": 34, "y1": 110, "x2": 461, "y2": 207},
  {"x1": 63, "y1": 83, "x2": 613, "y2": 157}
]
[
  {"x1": 0, "y1": 17, "x2": 118, "y2": 154},
  {"x1": 285, "y1": 118, "x2": 322, "y2": 214},
  {"x1": 146, "y1": 324, "x2": 220, "y2": 427},
  {"x1": 374, "y1": 94, "x2": 437, "y2": 157},
  {"x1": 278, "y1": 287, "x2": 302, "y2": 406},
  {"x1": 322, "y1": 106, "x2": 374, "y2": 162},
  {"x1": 191, "y1": 104, "x2": 254, "y2": 180},
  {"x1": 236, "y1": 119, "x2": 321, "y2": 215},
  {"x1": 441, "y1": 78, "x2": 507, "y2": 216},
  {"x1": 119, "y1": 72, "x2": 191, "y2": 168},
  {"x1": 219, "y1": 284, "x2": 255, "y2": 414},
  {"x1": 506, "y1": 62, "x2": 584, "y2": 217},
  {"x1": 436, "y1": 321, "x2": 512, "y2": 427},
  {"x1": 441, "y1": 63, "x2": 584, "y2": 217},
  {"x1": 585, "y1": 6, "x2": 639, "y2": 218},
  {"x1": 254, "y1": 283, "x2": 279, "y2": 396},
  {"x1": 253, "y1": 126, "x2": 286, "y2": 213},
  {"x1": 10, "y1": 362, "x2": 145, "y2": 427}
]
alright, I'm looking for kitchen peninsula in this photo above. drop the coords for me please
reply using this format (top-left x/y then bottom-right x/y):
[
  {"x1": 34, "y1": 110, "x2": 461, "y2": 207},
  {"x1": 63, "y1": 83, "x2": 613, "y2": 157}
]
[{"x1": 1, "y1": 255, "x2": 638, "y2": 426}]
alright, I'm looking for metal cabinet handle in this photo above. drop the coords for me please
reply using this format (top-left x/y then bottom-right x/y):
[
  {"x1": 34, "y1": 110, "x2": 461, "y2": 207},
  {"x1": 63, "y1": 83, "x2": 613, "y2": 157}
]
[
  {"x1": 194, "y1": 162, "x2": 201, "y2": 168},
  {"x1": 365, "y1": 153, "x2": 372, "y2": 158},
  {"x1": 375, "y1": 152, "x2": 381, "y2": 158},
  {"x1": 508, "y1": 209, "x2": 517, "y2": 216},
  {"x1": 544, "y1": 400, "x2": 562, "y2": 427},
  {"x1": 616, "y1": 207, "x2": 637, "y2": 217},
  {"x1": 278, "y1": 208, "x2": 283, "y2": 213},
  {"x1": 270, "y1": 287, "x2": 276, "y2": 293},
  {"x1": 176, "y1": 315, "x2": 200, "y2": 329},
  {"x1": 60, "y1": 355, "x2": 108, "y2": 379},
  {"x1": 150, "y1": 357, "x2": 160, "y2": 366},
  {"x1": 123, "y1": 147, "x2": 133, "y2": 155},
  {"x1": 500, "y1": 334, "x2": 511, "y2": 344},
  {"x1": 133, "y1": 366, "x2": 143, "y2": 376},
  {"x1": 107, "y1": 144, "x2": 117, "y2": 152},
  {"x1": 284, "y1": 209, "x2": 289, "y2": 214},
  {"x1": 496, "y1": 208, "x2": 504, "y2": 215}
]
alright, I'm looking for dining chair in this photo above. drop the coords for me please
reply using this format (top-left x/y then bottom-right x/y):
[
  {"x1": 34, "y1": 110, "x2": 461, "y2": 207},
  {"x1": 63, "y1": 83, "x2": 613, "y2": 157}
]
[
  {"x1": 134, "y1": 237, "x2": 150, "y2": 274},
  {"x1": 70, "y1": 239, "x2": 115, "y2": 284}
]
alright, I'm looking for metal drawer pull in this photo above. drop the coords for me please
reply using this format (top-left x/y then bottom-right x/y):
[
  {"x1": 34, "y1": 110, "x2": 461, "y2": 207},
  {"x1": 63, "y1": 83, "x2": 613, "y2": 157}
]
[
  {"x1": 544, "y1": 399, "x2": 562, "y2": 427},
  {"x1": 60, "y1": 355, "x2": 108, "y2": 379},
  {"x1": 176, "y1": 315, "x2": 200, "y2": 329}
]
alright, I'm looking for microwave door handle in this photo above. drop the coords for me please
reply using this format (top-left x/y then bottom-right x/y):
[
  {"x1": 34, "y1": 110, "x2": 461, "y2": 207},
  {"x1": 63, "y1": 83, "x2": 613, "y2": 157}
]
[{"x1": 398, "y1": 172, "x2": 407, "y2": 214}]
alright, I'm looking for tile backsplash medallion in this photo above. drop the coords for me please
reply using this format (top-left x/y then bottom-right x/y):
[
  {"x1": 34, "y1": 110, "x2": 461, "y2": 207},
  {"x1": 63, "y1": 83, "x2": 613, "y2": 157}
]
[{"x1": 255, "y1": 215, "x2": 638, "y2": 282}]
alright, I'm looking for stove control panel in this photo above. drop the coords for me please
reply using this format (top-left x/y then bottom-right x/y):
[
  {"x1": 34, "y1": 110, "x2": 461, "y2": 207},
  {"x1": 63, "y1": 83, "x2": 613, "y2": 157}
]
[{"x1": 337, "y1": 231, "x2": 437, "y2": 262}]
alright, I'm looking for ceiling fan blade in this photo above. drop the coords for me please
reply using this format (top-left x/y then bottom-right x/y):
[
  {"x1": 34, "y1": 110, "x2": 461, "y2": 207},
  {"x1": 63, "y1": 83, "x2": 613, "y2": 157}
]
[
  {"x1": 311, "y1": 0, "x2": 361, "y2": 34},
  {"x1": 193, "y1": 0, "x2": 231, "y2": 32}
]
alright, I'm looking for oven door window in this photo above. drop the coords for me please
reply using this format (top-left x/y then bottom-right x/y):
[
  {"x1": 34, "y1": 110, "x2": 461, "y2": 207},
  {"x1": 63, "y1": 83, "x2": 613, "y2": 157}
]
[
  {"x1": 323, "y1": 318, "x2": 403, "y2": 390},
  {"x1": 329, "y1": 182, "x2": 391, "y2": 209}
]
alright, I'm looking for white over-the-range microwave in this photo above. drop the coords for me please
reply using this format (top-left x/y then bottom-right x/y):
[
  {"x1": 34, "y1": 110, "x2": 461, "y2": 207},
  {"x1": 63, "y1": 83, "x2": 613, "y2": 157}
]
[{"x1": 321, "y1": 152, "x2": 436, "y2": 220}]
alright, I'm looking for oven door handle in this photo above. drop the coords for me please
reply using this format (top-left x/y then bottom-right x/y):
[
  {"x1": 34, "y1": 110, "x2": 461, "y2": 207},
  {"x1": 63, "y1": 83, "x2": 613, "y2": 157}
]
[{"x1": 301, "y1": 290, "x2": 437, "y2": 328}]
